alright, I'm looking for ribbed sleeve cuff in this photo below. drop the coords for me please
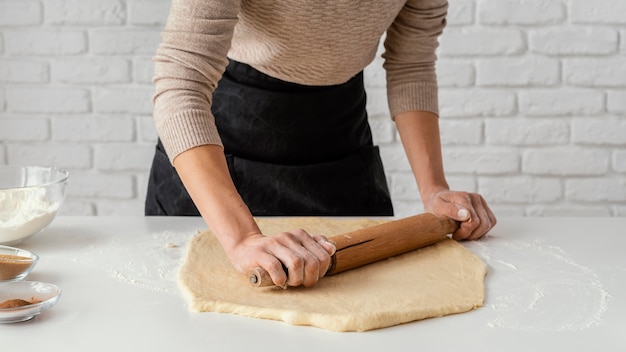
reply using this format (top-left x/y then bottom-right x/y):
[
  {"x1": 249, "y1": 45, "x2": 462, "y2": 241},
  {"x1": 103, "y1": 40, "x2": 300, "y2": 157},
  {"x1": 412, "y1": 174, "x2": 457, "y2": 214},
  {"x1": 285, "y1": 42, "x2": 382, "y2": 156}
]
[
  {"x1": 387, "y1": 81, "x2": 440, "y2": 119},
  {"x1": 156, "y1": 109, "x2": 223, "y2": 164}
]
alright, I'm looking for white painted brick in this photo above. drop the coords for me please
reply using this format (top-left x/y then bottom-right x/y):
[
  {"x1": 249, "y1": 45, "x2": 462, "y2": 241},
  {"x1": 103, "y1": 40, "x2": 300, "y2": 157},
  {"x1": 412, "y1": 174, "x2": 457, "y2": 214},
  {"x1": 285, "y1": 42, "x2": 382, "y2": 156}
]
[
  {"x1": 4, "y1": 30, "x2": 87, "y2": 55},
  {"x1": 476, "y1": 56, "x2": 560, "y2": 87},
  {"x1": 67, "y1": 172, "x2": 134, "y2": 198},
  {"x1": 52, "y1": 117, "x2": 134, "y2": 142},
  {"x1": 436, "y1": 60, "x2": 475, "y2": 87},
  {"x1": 440, "y1": 89, "x2": 517, "y2": 117},
  {"x1": 607, "y1": 91, "x2": 626, "y2": 114},
  {"x1": 6, "y1": 87, "x2": 90, "y2": 113},
  {"x1": 7, "y1": 143, "x2": 91, "y2": 169},
  {"x1": 564, "y1": 58, "x2": 626, "y2": 87},
  {"x1": 365, "y1": 87, "x2": 389, "y2": 117},
  {"x1": 478, "y1": 176, "x2": 562, "y2": 203},
  {"x1": 447, "y1": 0, "x2": 474, "y2": 26},
  {"x1": 389, "y1": 173, "x2": 479, "y2": 202},
  {"x1": 52, "y1": 58, "x2": 130, "y2": 84},
  {"x1": 439, "y1": 28, "x2": 526, "y2": 56},
  {"x1": 529, "y1": 27, "x2": 618, "y2": 55},
  {"x1": 570, "y1": 0, "x2": 626, "y2": 24},
  {"x1": 519, "y1": 89, "x2": 605, "y2": 117},
  {"x1": 0, "y1": 0, "x2": 41, "y2": 26},
  {"x1": 523, "y1": 148, "x2": 609, "y2": 176},
  {"x1": 96, "y1": 199, "x2": 145, "y2": 216},
  {"x1": 485, "y1": 118, "x2": 569, "y2": 145},
  {"x1": 136, "y1": 172, "x2": 149, "y2": 202},
  {"x1": 0, "y1": 59, "x2": 49, "y2": 83},
  {"x1": 489, "y1": 205, "x2": 525, "y2": 217},
  {"x1": 0, "y1": 118, "x2": 49, "y2": 141},
  {"x1": 478, "y1": 0, "x2": 565, "y2": 25},
  {"x1": 391, "y1": 200, "x2": 424, "y2": 218},
  {"x1": 447, "y1": 175, "x2": 477, "y2": 193},
  {"x1": 391, "y1": 172, "x2": 419, "y2": 201},
  {"x1": 94, "y1": 144, "x2": 154, "y2": 171},
  {"x1": 133, "y1": 57, "x2": 154, "y2": 84},
  {"x1": 527, "y1": 205, "x2": 612, "y2": 217},
  {"x1": 138, "y1": 116, "x2": 158, "y2": 143},
  {"x1": 613, "y1": 206, "x2": 626, "y2": 216},
  {"x1": 572, "y1": 117, "x2": 626, "y2": 145},
  {"x1": 613, "y1": 151, "x2": 626, "y2": 173},
  {"x1": 439, "y1": 119, "x2": 482, "y2": 145},
  {"x1": 59, "y1": 199, "x2": 95, "y2": 216},
  {"x1": 364, "y1": 65, "x2": 385, "y2": 89},
  {"x1": 127, "y1": 0, "x2": 170, "y2": 26},
  {"x1": 566, "y1": 177, "x2": 626, "y2": 202},
  {"x1": 443, "y1": 148, "x2": 520, "y2": 174},
  {"x1": 90, "y1": 29, "x2": 161, "y2": 55},
  {"x1": 379, "y1": 145, "x2": 411, "y2": 172},
  {"x1": 369, "y1": 117, "x2": 395, "y2": 144},
  {"x1": 45, "y1": 0, "x2": 125, "y2": 25},
  {"x1": 92, "y1": 87, "x2": 153, "y2": 114}
]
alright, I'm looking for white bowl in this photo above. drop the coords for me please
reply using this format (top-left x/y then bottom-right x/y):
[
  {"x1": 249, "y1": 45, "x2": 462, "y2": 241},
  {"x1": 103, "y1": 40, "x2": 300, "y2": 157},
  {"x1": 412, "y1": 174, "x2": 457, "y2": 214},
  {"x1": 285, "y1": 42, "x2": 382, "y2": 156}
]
[
  {"x1": 0, "y1": 281, "x2": 62, "y2": 323},
  {"x1": 0, "y1": 166, "x2": 69, "y2": 245}
]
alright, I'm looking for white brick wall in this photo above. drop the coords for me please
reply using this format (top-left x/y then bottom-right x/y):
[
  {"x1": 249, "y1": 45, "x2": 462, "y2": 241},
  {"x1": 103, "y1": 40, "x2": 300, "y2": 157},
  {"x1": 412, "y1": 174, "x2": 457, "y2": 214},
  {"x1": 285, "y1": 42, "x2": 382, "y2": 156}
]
[{"x1": 1, "y1": 0, "x2": 625, "y2": 217}]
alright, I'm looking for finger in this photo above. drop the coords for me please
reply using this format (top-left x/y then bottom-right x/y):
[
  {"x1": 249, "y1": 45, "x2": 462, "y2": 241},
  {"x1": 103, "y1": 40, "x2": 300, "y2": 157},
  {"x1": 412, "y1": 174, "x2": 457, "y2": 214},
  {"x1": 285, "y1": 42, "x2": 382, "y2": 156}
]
[
  {"x1": 466, "y1": 202, "x2": 490, "y2": 240},
  {"x1": 311, "y1": 234, "x2": 336, "y2": 256},
  {"x1": 294, "y1": 231, "x2": 334, "y2": 286},
  {"x1": 273, "y1": 230, "x2": 324, "y2": 287},
  {"x1": 255, "y1": 253, "x2": 288, "y2": 288},
  {"x1": 468, "y1": 196, "x2": 497, "y2": 240}
]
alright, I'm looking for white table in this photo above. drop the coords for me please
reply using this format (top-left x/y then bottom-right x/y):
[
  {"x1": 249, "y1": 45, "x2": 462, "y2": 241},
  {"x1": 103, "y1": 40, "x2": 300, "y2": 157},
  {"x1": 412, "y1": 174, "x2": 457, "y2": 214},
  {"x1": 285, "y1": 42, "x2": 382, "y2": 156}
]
[{"x1": 2, "y1": 216, "x2": 625, "y2": 351}]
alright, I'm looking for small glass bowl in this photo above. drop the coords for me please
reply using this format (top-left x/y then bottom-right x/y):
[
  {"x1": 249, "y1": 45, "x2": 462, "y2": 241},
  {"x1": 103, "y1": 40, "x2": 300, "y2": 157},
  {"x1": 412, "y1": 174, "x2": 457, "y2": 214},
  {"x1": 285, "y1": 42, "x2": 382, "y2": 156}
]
[
  {"x1": 0, "y1": 245, "x2": 39, "y2": 282},
  {"x1": 0, "y1": 165, "x2": 69, "y2": 245},
  {"x1": 0, "y1": 281, "x2": 61, "y2": 323}
]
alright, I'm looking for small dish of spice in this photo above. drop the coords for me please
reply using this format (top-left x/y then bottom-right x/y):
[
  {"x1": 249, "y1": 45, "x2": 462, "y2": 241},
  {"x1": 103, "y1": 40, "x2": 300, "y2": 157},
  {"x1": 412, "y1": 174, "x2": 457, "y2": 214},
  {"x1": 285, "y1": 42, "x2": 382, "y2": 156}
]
[
  {"x1": 0, "y1": 281, "x2": 61, "y2": 323},
  {"x1": 0, "y1": 245, "x2": 39, "y2": 282}
]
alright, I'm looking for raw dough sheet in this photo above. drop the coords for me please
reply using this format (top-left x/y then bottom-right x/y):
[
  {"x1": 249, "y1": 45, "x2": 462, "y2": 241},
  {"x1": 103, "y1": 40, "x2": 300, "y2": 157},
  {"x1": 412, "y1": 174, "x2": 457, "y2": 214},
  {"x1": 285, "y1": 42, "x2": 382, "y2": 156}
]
[{"x1": 178, "y1": 217, "x2": 488, "y2": 331}]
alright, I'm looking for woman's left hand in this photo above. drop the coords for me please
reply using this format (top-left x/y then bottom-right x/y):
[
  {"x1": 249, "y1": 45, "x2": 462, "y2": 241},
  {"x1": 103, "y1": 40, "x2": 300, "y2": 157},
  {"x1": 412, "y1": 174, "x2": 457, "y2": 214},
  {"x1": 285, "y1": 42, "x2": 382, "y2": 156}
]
[{"x1": 423, "y1": 189, "x2": 497, "y2": 241}]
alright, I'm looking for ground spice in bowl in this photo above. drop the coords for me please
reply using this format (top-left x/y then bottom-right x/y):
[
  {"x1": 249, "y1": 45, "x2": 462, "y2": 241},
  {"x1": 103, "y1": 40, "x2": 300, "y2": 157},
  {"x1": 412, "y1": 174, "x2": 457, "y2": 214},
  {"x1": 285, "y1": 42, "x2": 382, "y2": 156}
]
[
  {"x1": 0, "y1": 254, "x2": 34, "y2": 281},
  {"x1": 0, "y1": 298, "x2": 41, "y2": 309}
]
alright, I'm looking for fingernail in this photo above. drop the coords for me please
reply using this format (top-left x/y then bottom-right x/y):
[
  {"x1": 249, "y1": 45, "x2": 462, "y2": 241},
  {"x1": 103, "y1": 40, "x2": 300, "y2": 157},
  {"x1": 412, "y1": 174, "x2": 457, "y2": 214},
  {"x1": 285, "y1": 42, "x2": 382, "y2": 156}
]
[{"x1": 457, "y1": 208, "x2": 470, "y2": 220}]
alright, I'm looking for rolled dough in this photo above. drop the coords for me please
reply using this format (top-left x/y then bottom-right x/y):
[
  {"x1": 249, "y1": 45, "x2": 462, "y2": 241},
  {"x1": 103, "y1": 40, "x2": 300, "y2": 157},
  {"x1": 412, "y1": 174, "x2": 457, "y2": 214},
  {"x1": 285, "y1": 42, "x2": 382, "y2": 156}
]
[{"x1": 178, "y1": 217, "x2": 488, "y2": 332}]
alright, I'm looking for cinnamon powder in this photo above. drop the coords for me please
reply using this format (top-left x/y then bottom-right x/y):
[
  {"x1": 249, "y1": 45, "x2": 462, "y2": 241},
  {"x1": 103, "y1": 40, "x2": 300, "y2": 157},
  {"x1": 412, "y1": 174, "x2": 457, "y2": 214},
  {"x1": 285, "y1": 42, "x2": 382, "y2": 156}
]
[
  {"x1": 0, "y1": 298, "x2": 41, "y2": 309},
  {"x1": 0, "y1": 254, "x2": 33, "y2": 280}
]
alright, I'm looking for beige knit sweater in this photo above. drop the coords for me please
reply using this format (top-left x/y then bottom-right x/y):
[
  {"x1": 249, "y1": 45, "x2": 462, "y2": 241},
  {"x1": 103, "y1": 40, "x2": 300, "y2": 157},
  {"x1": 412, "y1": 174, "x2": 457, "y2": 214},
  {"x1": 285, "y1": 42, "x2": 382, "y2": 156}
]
[{"x1": 153, "y1": 0, "x2": 448, "y2": 162}]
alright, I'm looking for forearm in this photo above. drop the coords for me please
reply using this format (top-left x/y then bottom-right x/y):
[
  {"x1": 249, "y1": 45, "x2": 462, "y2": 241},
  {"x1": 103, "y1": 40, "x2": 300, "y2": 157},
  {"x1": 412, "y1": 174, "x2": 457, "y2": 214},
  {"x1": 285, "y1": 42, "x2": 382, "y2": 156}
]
[
  {"x1": 172, "y1": 144, "x2": 260, "y2": 254},
  {"x1": 394, "y1": 110, "x2": 449, "y2": 200}
]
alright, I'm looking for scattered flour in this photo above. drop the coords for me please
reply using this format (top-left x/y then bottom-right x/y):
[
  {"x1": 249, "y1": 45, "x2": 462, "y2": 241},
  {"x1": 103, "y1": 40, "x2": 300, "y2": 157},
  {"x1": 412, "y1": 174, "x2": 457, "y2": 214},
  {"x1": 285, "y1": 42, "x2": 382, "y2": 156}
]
[
  {"x1": 465, "y1": 238, "x2": 611, "y2": 332},
  {"x1": 0, "y1": 188, "x2": 59, "y2": 244}
]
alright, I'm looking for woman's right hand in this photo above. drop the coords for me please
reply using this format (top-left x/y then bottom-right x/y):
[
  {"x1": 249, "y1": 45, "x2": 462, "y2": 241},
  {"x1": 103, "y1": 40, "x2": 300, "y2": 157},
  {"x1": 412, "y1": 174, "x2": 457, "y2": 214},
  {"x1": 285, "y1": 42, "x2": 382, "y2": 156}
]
[{"x1": 226, "y1": 229, "x2": 336, "y2": 288}]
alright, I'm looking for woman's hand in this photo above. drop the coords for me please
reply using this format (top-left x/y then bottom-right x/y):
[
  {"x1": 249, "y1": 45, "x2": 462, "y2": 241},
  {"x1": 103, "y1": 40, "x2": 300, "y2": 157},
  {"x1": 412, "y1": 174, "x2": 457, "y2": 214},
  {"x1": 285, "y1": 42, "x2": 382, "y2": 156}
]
[
  {"x1": 225, "y1": 229, "x2": 336, "y2": 288},
  {"x1": 423, "y1": 188, "x2": 497, "y2": 241}
]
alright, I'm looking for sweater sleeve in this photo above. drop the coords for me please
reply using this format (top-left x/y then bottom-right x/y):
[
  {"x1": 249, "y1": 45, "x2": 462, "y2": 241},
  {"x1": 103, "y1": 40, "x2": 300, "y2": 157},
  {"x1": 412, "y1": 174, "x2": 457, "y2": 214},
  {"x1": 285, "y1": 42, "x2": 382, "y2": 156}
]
[
  {"x1": 152, "y1": 0, "x2": 240, "y2": 163},
  {"x1": 383, "y1": 0, "x2": 448, "y2": 119}
]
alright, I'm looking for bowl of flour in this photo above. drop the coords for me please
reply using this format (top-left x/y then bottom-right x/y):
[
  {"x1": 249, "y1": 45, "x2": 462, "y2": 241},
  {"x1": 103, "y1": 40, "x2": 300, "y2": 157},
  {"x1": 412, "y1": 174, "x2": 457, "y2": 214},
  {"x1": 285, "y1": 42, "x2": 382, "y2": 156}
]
[{"x1": 0, "y1": 166, "x2": 69, "y2": 245}]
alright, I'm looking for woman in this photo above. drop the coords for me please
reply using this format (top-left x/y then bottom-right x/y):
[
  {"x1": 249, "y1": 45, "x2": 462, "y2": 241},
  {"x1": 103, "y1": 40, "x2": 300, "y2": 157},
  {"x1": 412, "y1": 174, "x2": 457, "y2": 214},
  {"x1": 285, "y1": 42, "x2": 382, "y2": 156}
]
[{"x1": 146, "y1": 0, "x2": 496, "y2": 287}]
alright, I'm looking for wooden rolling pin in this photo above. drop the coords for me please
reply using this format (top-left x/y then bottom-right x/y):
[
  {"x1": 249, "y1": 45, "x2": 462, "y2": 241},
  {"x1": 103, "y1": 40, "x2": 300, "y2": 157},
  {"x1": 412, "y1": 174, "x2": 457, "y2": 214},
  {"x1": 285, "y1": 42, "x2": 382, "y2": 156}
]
[{"x1": 249, "y1": 213, "x2": 459, "y2": 287}]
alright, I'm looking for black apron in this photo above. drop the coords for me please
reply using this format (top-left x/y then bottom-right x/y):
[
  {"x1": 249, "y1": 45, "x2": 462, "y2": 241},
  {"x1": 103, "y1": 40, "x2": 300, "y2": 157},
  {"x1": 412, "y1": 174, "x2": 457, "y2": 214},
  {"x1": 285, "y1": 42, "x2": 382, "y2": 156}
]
[{"x1": 145, "y1": 60, "x2": 393, "y2": 216}]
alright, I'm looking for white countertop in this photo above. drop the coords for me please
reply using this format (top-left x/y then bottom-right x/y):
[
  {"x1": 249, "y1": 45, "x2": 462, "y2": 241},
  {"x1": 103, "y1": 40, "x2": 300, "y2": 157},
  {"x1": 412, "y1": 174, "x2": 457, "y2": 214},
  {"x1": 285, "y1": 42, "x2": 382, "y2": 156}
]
[{"x1": 1, "y1": 216, "x2": 625, "y2": 351}]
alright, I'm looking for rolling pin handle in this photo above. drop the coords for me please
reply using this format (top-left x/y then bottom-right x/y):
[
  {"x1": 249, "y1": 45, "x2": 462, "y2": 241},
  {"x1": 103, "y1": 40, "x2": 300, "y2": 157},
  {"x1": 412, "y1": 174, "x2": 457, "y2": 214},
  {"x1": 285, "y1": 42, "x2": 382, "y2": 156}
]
[{"x1": 249, "y1": 267, "x2": 273, "y2": 287}]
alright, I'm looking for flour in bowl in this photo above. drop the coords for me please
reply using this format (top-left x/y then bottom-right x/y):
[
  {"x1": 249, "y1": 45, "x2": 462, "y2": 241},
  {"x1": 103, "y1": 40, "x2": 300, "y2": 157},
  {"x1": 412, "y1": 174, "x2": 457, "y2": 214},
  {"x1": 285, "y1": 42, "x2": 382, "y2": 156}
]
[{"x1": 0, "y1": 188, "x2": 59, "y2": 244}]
